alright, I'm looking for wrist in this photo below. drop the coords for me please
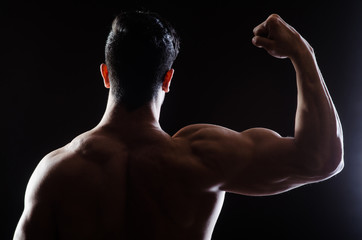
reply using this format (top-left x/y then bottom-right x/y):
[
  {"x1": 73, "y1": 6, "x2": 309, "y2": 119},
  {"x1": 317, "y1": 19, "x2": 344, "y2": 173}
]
[{"x1": 290, "y1": 35, "x2": 315, "y2": 65}]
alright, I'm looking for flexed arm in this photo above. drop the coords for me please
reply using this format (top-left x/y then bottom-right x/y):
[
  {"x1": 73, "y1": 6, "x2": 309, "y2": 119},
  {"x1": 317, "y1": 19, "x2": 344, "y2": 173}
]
[
  {"x1": 252, "y1": 14, "x2": 344, "y2": 176},
  {"x1": 174, "y1": 14, "x2": 344, "y2": 196}
]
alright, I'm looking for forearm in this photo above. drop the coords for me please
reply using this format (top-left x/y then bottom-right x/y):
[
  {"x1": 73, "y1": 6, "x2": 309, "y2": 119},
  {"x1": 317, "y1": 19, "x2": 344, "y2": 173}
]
[{"x1": 291, "y1": 40, "x2": 343, "y2": 175}]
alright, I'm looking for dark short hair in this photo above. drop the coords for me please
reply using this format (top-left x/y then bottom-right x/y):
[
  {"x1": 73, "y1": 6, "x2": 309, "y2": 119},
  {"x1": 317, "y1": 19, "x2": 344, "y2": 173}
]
[{"x1": 105, "y1": 10, "x2": 180, "y2": 110}]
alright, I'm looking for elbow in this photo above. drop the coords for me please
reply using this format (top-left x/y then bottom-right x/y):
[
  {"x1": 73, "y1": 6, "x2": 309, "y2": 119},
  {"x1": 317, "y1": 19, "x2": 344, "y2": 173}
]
[
  {"x1": 324, "y1": 137, "x2": 344, "y2": 177},
  {"x1": 309, "y1": 141, "x2": 344, "y2": 180},
  {"x1": 324, "y1": 148, "x2": 344, "y2": 178},
  {"x1": 322, "y1": 121, "x2": 345, "y2": 178},
  {"x1": 320, "y1": 155, "x2": 344, "y2": 179}
]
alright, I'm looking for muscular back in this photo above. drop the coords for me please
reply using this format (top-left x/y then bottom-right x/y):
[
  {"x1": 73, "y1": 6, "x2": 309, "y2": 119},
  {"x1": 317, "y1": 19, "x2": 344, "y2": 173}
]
[{"x1": 16, "y1": 126, "x2": 225, "y2": 240}]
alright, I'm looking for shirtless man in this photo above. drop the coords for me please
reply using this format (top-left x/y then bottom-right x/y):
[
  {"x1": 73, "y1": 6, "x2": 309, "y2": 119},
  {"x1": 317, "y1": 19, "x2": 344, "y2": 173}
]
[{"x1": 14, "y1": 11, "x2": 344, "y2": 240}]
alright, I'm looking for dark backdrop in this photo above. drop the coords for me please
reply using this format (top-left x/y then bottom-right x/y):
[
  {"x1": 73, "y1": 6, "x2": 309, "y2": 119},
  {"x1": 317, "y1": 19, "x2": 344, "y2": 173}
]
[{"x1": 3, "y1": 1, "x2": 362, "y2": 239}]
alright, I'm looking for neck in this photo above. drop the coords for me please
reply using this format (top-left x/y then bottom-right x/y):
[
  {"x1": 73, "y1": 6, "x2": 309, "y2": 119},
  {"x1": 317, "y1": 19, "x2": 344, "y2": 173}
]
[{"x1": 97, "y1": 94, "x2": 163, "y2": 132}]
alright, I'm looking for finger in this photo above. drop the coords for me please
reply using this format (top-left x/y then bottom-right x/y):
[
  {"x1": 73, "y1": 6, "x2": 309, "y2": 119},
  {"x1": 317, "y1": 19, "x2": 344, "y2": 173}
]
[
  {"x1": 252, "y1": 36, "x2": 273, "y2": 49},
  {"x1": 253, "y1": 22, "x2": 268, "y2": 37}
]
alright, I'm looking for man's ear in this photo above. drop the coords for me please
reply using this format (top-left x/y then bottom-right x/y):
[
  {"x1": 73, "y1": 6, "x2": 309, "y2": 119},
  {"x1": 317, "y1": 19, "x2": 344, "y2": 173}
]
[
  {"x1": 100, "y1": 63, "x2": 110, "y2": 89},
  {"x1": 162, "y1": 69, "x2": 174, "y2": 93}
]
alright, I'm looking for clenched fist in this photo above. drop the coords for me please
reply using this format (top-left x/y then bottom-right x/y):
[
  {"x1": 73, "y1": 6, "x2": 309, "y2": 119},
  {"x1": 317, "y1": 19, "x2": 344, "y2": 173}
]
[{"x1": 252, "y1": 14, "x2": 313, "y2": 60}]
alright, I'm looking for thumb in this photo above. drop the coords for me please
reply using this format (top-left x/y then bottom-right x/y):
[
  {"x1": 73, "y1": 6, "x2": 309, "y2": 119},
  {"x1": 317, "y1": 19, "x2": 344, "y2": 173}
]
[{"x1": 252, "y1": 36, "x2": 273, "y2": 49}]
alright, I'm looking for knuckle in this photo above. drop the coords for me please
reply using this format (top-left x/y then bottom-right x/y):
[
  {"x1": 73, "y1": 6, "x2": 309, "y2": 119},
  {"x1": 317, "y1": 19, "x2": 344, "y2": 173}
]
[
  {"x1": 267, "y1": 14, "x2": 281, "y2": 25},
  {"x1": 269, "y1": 13, "x2": 280, "y2": 20}
]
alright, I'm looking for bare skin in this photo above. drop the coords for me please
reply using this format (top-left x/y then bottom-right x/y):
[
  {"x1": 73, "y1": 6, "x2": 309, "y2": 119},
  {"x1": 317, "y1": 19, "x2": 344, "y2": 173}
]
[{"x1": 14, "y1": 14, "x2": 344, "y2": 240}]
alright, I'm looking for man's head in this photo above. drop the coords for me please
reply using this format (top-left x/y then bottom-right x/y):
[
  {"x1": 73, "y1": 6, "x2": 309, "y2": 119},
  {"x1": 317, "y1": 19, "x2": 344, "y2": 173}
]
[{"x1": 102, "y1": 10, "x2": 180, "y2": 110}]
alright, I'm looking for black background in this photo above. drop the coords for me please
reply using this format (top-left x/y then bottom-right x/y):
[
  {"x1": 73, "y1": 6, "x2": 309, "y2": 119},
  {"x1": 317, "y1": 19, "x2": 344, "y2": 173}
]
[{"x1": 3, "y1": 0, "x2": 362, "y2": 239}]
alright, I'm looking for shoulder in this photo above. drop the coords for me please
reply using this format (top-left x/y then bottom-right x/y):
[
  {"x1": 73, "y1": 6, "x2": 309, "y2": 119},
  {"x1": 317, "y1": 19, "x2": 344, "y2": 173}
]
[
  {"x1": 173, "y1": 123, "x2": 254, "y2": 149},
  {"x1": 24, "y1": 146, "x2": 79, "y2": 202},
  {"x1": 172, "y1": 124, "x2": 256, "y2": 168},
  {"x1": 15, "y1": 136, "x2": 96, "y2": 239},
  {"x1": 173, "y1": 124, "x2": 239, "y2": 142},
  {"x1": 14, "y1": 149, "x2": 67, "y2": 240},
  {"x1": 26, "y1": 131, "x2": 118, "y2": 200},
  {"x1": 173, "y1": 123, "x2": 280, "y2": 139}
]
